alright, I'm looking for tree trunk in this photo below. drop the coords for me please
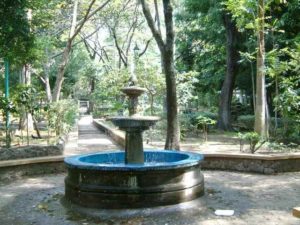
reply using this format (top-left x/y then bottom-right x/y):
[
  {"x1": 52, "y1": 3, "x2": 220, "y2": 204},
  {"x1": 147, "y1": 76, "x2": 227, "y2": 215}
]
[
  {"x1": 254, "y1": 0, "x2": 268, "y2": 138},
  {"x1": 163, "y1": 53, "x2": 180, "y2": 150},
  {"x1": 88, "y1": 77, "x2": 95, "y2": 113},
  {"x1": 45, "y1": 75, "x2": 52, "y2": 102},
  {"x1": 19, "y1": 65, "x2": 34, "y2": 131},
  {"x1": 43, "y1": 49, "x2": 53, "y2": 102},
  {"x1": 52, "y1": 0, "x2": 78, "y2": 102},
  {"x1": 52, "y1": 40, "x2": 72, "y2": 101},
  {"x1": 217, "y1": 13, "x2": 239, "y2": 131},
  {"x1": 140, "y1": 0, "x2": 180, "y2": 150}
]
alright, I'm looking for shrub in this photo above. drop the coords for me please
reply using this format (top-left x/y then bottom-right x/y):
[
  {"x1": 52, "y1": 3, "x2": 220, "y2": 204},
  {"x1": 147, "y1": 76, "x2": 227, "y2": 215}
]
[
  {"x1": 47, "y1": 100, "x2": 78, "y2": 136},
  {"x1": 195, "y1": 115, "x2": 217, "y2": 141},
  {"x1": 236, "y1": 115, "x2": 255, "y2": 130},
  {"x1": 238, "y1": 132, "x2": 265, "y2": 153}
]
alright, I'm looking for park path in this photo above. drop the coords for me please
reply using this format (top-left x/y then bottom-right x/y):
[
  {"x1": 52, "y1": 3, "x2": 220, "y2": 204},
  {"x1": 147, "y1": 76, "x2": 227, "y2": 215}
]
[{"x1": 63, "y1": 115, "x2": 119, "y2": 156}]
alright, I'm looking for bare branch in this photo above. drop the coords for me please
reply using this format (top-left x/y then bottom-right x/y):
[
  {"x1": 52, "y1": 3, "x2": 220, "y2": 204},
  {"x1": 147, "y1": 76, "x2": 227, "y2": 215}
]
[
  {"x1": 110, "y1": 27, "x2": 128, "y2": 67},
  {"x1": 140, "y1": 0, "x2": 165, "y2": 52},
  {"x1": 51, "y1": 26, "x2": 102, "y2": 59},
  {"x1": 139, "y1": 38, "x2": 152, "y2": 57},
  {"x1": 154, "y1": 0, "x2": 162, "y2": 36},
  {"x1": 74, "y1": 0, "x2": 111, "y2": 32}
]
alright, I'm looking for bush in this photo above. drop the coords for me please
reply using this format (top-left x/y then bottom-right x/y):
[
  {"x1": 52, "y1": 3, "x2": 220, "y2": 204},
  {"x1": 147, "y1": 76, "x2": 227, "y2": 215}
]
[
  {"x1": 236, "y1": 115, "x2": 255, "y2": 130},
  {"x1": 238, "y1": 132, "x2": 265, "y2": 153},
  {"x1": 180, "y1": 111, "x2": 217, "y2": 139},
  {"x1": 196, "y1": 115, "x2": 217, "y2": 141},
  {"x1": 47, "y1": 100, "x2": 78, "y2": 136},
  {"x1": 189, "y1": 111, "x2": 218, "y2": 126}
]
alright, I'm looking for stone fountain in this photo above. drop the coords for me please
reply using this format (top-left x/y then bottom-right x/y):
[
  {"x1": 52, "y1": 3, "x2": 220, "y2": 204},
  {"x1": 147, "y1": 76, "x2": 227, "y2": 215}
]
[
  {"x1": 110, "y1": 86, "x2": 160, "y2": 164},
  {"x1": 64, "y1": 74, "x2": 204, "y2": 209}
]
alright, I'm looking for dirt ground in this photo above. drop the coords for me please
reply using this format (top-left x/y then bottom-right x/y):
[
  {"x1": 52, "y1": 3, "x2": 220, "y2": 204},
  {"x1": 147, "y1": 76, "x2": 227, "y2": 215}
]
[{"x1": 0, "y1": 170, "x2": 299, "y2": 225}]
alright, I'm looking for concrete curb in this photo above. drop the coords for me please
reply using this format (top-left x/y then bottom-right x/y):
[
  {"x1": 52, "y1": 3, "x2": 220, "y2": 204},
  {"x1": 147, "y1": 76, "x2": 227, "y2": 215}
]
[{"x1": 92, "y1": 119, "x2": 125, "y2": 147}]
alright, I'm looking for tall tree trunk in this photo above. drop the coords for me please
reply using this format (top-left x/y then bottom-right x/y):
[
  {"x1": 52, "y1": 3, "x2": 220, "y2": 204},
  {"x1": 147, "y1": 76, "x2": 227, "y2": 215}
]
[
  {"x1": 217, "y1": 13, "x2": 239, "y2": 130},
  {"x1": 254, "y1": 0, "x2": 268, "y2": 138},
  {"x1": 162, "y1": 52, "x2": 180, "y2": 150},
  {"x1": 52, "y1": 41, "x2": 72, "y2": 101},
  {"x1": 140, "y1": 0, "x2": 180, "y2": 150},
  {"x1": 88, "y1": 77, "x2": 95, "y2": 113},
  {"x1": 43, "y1": 47, "x2": 53, "y2": 102}
]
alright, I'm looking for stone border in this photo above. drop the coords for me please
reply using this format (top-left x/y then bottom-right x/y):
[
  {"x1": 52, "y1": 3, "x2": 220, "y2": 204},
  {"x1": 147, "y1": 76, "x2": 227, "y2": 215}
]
[
  {"x1": 0, "y1": 156, "x2": 65, "y2": 182},
  {"x1": 1, "y1": 119, "x2": 300, "y2": 183},
  {"x1": 93, "y1": 119, "x2": 125, "y2": 147},
  {"x1": 0, "y1": 125, "x2": 78, "y2": 182}
]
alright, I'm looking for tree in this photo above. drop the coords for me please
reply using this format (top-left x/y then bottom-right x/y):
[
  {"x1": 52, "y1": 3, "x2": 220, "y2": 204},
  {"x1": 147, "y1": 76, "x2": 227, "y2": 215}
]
[
  {"x1": 177, "y1": 0, "x2": 240, "y2": 130},
  {"x1": 0, "y1": 0, "x2": 35, "y2": 65},
  {"x1": 254, "y1": 0, "x2": 268, "y2": 137},
  {"x1": 217, "y1": 12, "x2": 240, "y2": 130},
  {"x1": 52, "y1": 0, "x2": 111, "y2": 101},
  {"x1": 140, "y1": 0, "x2": 180, "y2": 150}
]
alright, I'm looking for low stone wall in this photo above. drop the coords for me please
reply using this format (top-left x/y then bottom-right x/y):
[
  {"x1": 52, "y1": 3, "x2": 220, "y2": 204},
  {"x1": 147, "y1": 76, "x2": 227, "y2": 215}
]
[
  {"x1": 93, "y1": 119, "x2": 125, "y2": 147},
  {"x1": 1, "y1": 120, "x2": 300, "y2": 183},
  {"x1": 0, "y1": 127, "x2": 77, "y2": 182},
  {"x1": 0, "y1": 156, "x2": 65, "y2": 182},
  {"x1": 0, "y1": 145, "x2": 63, "y2": 161},
  {"x1": 0, "y1": 125, "x2": 77, "y2": 161},
  {"x1": 203, "y1": 154, "x2": 300, "y2": 174}
]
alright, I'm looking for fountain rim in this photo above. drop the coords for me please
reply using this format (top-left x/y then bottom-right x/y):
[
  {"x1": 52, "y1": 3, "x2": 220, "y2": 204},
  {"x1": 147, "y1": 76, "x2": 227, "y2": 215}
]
[
  {"x1": 64, "y1": 150, "x2": 204, "y2": 171},
  {"x1": 108, "y1": 115, "x2": 160, "y2": 121}
]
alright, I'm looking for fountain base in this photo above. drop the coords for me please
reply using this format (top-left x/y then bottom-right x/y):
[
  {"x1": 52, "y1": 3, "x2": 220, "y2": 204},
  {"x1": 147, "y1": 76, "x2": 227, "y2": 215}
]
[{"x1": 64, "y1": 150, "x2": 204, "y2": 209}]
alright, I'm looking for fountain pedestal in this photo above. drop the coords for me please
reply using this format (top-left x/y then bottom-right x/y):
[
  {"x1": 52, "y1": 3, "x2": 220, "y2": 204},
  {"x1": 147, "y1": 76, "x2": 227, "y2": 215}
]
[
  {"x1": 110, "y1": 116, "x2": 159, "y2": 164},
  {"x1": 125, "y1": 131, "x2": 143, "y2": 163}
]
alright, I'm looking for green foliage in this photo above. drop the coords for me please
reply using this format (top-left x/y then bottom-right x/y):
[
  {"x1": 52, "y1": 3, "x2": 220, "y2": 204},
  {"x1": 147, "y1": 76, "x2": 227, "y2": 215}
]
[
  {"x1": 176, "y1": 0, "x2": 226, "y2": 109},
  {"x1": 0, "y1": 96, "x2": 16, "y2": 147},
  {"x1": 238, "y1": 132, "x2": 265, "y2": 153},
  {"x1": 0, "y1": 0, "x2": 35, "y2": 64},
  {"x1": 14, "y1": 85, "x2": 41, "y2": 114},
  {"x1": 195, "y1": 115, "x2": 217, "y2": 141},
  {"x1": 237, "y1": 114, "x2": 255, "y2": 130},
  {"x1": 91, "y1": 69, "x2": 129, "y2": 116},
  {"x1": 47, "y1": 100, "x2": 78, "y2": 136},
  {"x1": 0, "y1": 96, "x2": 16, "y2": 115}
]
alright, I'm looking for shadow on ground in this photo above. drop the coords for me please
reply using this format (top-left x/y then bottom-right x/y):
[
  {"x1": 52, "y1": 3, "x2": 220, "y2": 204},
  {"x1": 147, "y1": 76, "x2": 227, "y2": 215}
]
[{"x1": 0, "y1": 171, "x2": 299, "y2": 225}]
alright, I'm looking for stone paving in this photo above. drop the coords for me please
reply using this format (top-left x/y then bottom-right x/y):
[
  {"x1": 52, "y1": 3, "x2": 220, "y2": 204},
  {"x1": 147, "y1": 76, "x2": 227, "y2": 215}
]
[
  {"x1": 64, "y1": 115, "x2": 119, "y2": 156},
  {"x1": 0, "y1": 116, "x2": 300, "y2": 224}
]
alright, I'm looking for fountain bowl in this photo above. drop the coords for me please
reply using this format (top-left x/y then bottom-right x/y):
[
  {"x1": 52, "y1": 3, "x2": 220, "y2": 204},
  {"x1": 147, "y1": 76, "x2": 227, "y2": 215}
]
[
  {"x1": 64, "y1": 150, "x2": 204, "y2": 209},
  {"x1": 109, "y1": 116, "x2": 160, "y2": 131},
  {"x1": 121, "y1": 86, "x2": 147, "y2": 97}
]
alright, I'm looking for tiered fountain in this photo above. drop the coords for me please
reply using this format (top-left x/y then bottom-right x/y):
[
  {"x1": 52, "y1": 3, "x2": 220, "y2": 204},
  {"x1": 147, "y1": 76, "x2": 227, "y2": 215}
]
[{"x1": 64, "y1": 73, "x2": 204, "y2": 209}]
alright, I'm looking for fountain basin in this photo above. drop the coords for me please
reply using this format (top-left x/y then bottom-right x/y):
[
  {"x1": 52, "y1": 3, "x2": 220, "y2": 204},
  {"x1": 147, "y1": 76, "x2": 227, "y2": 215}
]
[
  {"x1": 109, "y1": 116, "x2": 160, "y2": 131},
  {"x1": 64, "y1": 150, "x2": 204, "y2": 209},
  {"x1": 122, "y1": 86, "x2": 147, "y2": 97}
]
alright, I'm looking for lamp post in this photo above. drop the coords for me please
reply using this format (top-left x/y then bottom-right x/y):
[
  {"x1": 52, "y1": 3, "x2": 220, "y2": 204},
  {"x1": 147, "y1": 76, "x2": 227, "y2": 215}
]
[{"x1": 4, "y1": 59, "x2": 10, "y2": 147}]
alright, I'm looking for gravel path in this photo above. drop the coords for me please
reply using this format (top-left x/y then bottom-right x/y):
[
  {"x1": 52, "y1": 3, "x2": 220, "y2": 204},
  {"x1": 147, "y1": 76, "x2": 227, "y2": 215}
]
[{"x1": 0, "y1": 171, "x2": 299, "y2": 225}]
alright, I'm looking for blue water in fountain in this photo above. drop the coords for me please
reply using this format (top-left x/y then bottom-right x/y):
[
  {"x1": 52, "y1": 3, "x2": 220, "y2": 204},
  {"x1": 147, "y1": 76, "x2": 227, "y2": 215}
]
[{"x1": 65, "y1": 150, "x2": 204, "y2": 171}]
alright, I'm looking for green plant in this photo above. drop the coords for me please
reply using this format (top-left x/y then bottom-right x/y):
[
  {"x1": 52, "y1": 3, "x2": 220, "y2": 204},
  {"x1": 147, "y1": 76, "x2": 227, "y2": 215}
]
[
  {"x1": 14, "y1": 86, "x2": 44, "y2": 142},
  {"x1": 238, "y1": 132, "x2": 265, "y2": 153},
  {"x1": 47, "y1": 100, "x2": 78, "y2": 136},
  {"x1": 0, "y1": 96, "x2": 16, "y2": 147},
  {"x1": 196, "y1": 115, "x2": 216, "y2": 141},
  {"x1": 236, "y1": 115, "x2": 255, "y2": 130}
]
